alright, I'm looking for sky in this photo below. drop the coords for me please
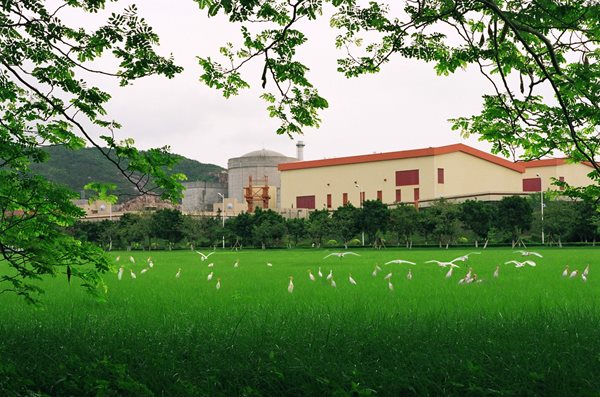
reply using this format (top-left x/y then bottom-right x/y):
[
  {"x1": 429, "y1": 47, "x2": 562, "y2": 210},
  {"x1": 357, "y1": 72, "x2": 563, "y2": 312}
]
[{"x1": 76, "y1": 1, "x2": 500, "y2": 168}]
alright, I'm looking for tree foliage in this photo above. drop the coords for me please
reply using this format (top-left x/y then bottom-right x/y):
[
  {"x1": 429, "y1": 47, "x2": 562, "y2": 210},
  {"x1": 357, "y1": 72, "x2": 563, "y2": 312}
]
[
  {"x1": 199, "y1": 0, "x2": 600, "y2": 198},
  {"x1": 1, "y1": 1, "x2": 184, "y2": 301}
]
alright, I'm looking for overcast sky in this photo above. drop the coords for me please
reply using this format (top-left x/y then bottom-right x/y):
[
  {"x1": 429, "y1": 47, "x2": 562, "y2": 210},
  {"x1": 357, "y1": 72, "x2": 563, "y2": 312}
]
[{"x1": 81, "y1": 1, "x2": 499, "y2": 168}]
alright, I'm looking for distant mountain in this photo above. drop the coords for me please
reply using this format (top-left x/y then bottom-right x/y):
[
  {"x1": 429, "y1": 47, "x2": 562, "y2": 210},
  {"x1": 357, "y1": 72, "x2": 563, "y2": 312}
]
[{"x1": 30, "y1": 146, "x2": 225, "y2": 201}]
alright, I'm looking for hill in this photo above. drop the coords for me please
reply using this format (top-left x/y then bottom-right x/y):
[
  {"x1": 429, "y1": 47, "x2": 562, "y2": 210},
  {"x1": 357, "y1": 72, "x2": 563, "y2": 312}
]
[{"x1": 30, "y1": 146, "x2": 225, "y2": 201}]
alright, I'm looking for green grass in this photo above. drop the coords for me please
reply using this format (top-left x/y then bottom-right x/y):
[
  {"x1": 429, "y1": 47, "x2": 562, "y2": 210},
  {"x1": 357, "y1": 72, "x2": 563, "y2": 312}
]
[{"x1": 2, "y1": 248, "x2": 600, "y2": 396}]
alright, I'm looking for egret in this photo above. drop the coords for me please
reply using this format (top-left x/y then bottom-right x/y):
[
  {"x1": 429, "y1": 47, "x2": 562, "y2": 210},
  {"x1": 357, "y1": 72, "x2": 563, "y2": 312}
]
[
  {"x1": 130, "y1": 269, "x2": 136, "y2": 279},
  {"x1": 514, "y1": 250, "x2": 543, "y2": 258},
  {"x1": 426, "y1": 260, "x2": 460, "y2": 268},
  {"x1": 330, "y1": 278, "x2": 337, "y2": 288},
  {"x1": 140, "y1": 268, "x2": 148, "y2": 274},
  {"x1": 464, "y1": 267, "x2": 473, "y2": 282},
  {"x1": 207, "y1": 263, "x2": 214, "y2": 268},
  {"x1": 569, "y1": 270, "x2": 579, "y2": 278},
  {"x1": 318, "y1": 267, "x2": 323, "y2": 278},
  {"x1": 505, "y1": 260, "x2": 536, "y2": 268},
  {"x1": 288, "y1": 276, "x2": 294, "y2": 293},
  {"x1": 308, "y1": 270, "x2": 315, "y2": 281},
  {"x1": 582, "y1": 273, "x2": 588, "y2": 282},
  {"x1": 384, "y1": 272, "x2": 393, "y2": 280},
  {"x1": 562, "y1": 265, "x2": 569, "y2": 277},
  {"x1": 452, "y1": 252, "x2": 481, "y2": 262},
  {"x1": 323, "y1": 252, "x2": 360, "y2": 259},
  {"x1": 445, "y1": 267, "x2": 454, "y2": 278},
  {"x1": 233, "y1": 259, "x2": 239, "y2": 268},
  {"x1": 267, "y1": 262, "x2": 273, "y2": 267},
  {"x1": 372, "y1": 268, "x2": 378, "y2": 277},
  {"x1": 129, "y1": 256, "x2": 135, "y2": 264},
  {"x1": 216, "y1": 278, "x2": 221, "y2": 290},
  {"x1": 115, "y1": 256, "x2": 120, "y2": 262},
  {"x1": 406, "y1": 269, "x2": 413, "y2": 280},
  {"x1": 148, "y1": 261, "x2": 154, "y2": 268},
  {"x1": 147, "y1": 257, "x2": 152, "y2": 263},
  {"x1": 349, "y1": 273, "x2": 357, "y2": 285},
  {"x1": 384, "y1": 259, "x2": 416, "y2": 265},
  {"x1": 195, "y1": 251, "x2": 215, "y2": 261},
  {"x1": 326, "y1": 270, "x2": 333, "y2": 281},
  {"x1": 207, "y1": 271, "x2": 214, "y2": 281},
  {"x1": 493, "y1": 265, "x2": 499, "y2": 278},
  {"x1": 375, "y1": 264, "x2": 382, "y2": 272},
  {"x1": 117, "y1": 266, "x2": 124, "y2": 280},
  {"x1": 175, "y1": 268, "x2": 181, "y2": 278},
  {"x1": 583, "y1": 265, "x2": 590, "y2": 278},
  {"x1": 388, "y1": 280, "x2": 394, "y2": 291}
]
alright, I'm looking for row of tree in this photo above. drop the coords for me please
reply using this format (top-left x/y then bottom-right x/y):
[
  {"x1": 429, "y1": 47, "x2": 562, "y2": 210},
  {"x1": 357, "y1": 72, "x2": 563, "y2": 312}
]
[{"x1": 70, "y1": 196, "x2": 600, "y2": 251}]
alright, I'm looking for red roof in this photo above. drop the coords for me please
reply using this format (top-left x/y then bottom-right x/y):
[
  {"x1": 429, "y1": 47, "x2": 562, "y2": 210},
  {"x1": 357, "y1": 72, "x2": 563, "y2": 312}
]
[
  {"x1": 278, "y1": 143, "x2": 525, "y2": 172},
  {"x1": 522, "y1": 158, "x2": 594, "y2": 168}
]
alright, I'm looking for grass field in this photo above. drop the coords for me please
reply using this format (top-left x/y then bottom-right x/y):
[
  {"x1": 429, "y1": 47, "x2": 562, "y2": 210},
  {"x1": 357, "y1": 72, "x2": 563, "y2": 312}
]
[{"x1": 1, "y1": 247, "x2": 600, "y2": 396}]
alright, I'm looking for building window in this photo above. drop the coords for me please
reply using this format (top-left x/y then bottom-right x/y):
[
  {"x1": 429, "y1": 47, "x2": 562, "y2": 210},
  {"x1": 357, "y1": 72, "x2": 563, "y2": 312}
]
[
  {"x1": 523, "y1": 178, "x2": 542, "y2": 192},
  {"x1": 559, "y1": 176, "x2": 565, "y2": 191},
  {"x1": 414, "y1": 188, "x2": 420, "y2": 202},
  {"x1": 438, "y1": 168, "x2": 444, "y2": 184},
  {"x1": 396, "y1": 169, "x2": 420, "y2": 186},
  {"x1": 326, "y1": 194, "x2": 332, "y2": 208},
  {"x1": 377, "y1": 190, "x2": 382, "y2": 201},
  {"x1": 360, "y1": 191, "x2": 365, "y2": 205},
  {"x1": 296, "y1": 195, "x2": 316, "y2": 209},
  {"x1": 343, "y1": 192, "x2": 348, "y2": 205},
  {"x1": 395, "y1": 189, "x2": 401, "y2": 203}
]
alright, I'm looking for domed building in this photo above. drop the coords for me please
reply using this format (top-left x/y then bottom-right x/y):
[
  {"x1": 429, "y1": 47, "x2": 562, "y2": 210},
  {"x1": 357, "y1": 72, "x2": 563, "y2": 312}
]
[{"x1": 228, "y1": 148, "x2": 297, "y2": 210}]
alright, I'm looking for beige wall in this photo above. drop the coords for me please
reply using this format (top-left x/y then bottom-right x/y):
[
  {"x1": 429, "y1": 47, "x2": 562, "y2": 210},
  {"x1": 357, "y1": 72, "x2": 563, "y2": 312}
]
[{"x1": 523, "y1": 163, "x2": 594, "y2": 190}]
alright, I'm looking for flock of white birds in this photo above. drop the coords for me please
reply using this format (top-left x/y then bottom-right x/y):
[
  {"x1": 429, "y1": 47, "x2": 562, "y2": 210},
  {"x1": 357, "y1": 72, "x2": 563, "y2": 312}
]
[{"x1": 114, "y1": 249, "x2": 590, "y2": 293}]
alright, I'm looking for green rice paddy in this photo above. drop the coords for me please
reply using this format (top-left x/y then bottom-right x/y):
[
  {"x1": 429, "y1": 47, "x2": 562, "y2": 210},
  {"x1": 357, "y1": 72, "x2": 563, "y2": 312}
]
[{"x1": 1, "y1": 247, "x2": 600, "y2": 396}]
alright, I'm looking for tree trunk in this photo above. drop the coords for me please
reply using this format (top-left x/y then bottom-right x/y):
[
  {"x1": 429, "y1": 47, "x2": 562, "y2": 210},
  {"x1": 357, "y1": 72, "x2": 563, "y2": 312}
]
[
  {"x1": 558, "y1": 236, "x2": 562, "y2": 248},
  {"x1": 475, "y1": 240, "x2": 478, "y2": 248},
  {"x1": 409, "y1": 240, "x2": 413, "y2": 249},
  {"x1": 445, "y1": 241, "x2": 449, "y2": 249},
  {"x1": 511, "y1": 240, "x2": 515, "y2": 249},
  {"x1": 483, "y1": 238, "x2": 489, "y2": 249},
  {"x1": 439, "y1": 240, "x2": 442, "y2": 248}
]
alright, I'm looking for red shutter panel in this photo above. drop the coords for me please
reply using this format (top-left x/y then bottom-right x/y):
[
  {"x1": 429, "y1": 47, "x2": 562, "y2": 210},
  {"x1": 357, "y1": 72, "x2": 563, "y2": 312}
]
[
  {"x1": 395, "y1": 170, "x2": 420, "y2": 186},
  {"x1": 523, "y1": 178, "x2": 542, "y2": 192},
  {"x1": 437, "y1": 168, "x2": 444, "y2": 184},
  {"x1": 414, "y1": 188, "x2": 420, "y2": 202},
  {"x1": 327, "y1": 194, "x2": 332, "y2": 208},
  {"x1": 296, "y1": 195, "x2": 316, "y2": 209},
  {"x1": 342, "y1": 193, "x2": 348, "y2": 205},
  {"x1": 377, "y1": 190, "x2": 382, "y2": 201},
  {"x1": 395, "y1": 189, "x2": 401, "y2": 202}
]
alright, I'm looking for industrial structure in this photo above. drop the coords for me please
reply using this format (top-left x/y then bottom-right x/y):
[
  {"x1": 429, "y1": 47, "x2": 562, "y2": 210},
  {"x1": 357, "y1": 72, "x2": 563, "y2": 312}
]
[
  {"x1": 278, "y1": 143, "x2": 594, "y2": 210},
  {"x1": 181, "y1": 180, "x2": 228, "y2": 213}
]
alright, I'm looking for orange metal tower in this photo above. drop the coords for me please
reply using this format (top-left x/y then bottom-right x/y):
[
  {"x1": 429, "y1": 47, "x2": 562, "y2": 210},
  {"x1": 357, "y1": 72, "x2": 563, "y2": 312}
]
[{"x1": 244, "y1": 175, "x2": 270, "y2": 212}]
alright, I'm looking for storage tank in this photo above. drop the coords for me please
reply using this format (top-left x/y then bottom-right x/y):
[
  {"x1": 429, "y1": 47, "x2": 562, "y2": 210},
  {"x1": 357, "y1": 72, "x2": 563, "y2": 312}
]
[{"x1": 228, "y1": 149, "x2": 297, "y2": 208}]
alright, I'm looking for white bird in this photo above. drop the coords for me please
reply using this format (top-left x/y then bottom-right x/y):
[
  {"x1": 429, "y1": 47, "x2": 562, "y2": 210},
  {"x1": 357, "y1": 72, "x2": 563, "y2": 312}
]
[
  {"x1": 216, "y1": 278, "x2": 221, "y2": 290},
  {"x1": 388, "y1": 280, "x2": 394, "y2": 291},
  {"x1": 384, "y1": 272, "x2": 393, "y2": 280},
  {"x1": 493, "y1": 265, "x2": 499, "y2": 278},
  {"x1": 349, "y1": 273, "x2": 357, "y2": 285},
  {"x1": 207, "y1": 263, "x2": 214, "y2": 268},
  {"x1": 148, "y1": 261, "x2": 154, "y2": 268},
  {"x1": 175, "y1": 268, "x2": 181, "y2": 278},
  {"x1": 426, "y1": 260, "x2": 461, "y2": 268},
  {"x1": 233, "y1": 259, "x2": 239, "y2": 268},
  {"x1": 207, "y1": 271, "x2": 214, "y2": 281},
  {"x1": 375, "y1": 264, "x2": 382, "y2": 272},
  {"x1": 326, "y1": 270, "x2": 333, "y2": 281},
  {"x1": 583, "y1": 265, "x2": 590, "y2": 277},
  {"x1": 569, "y1": 270, "x2": 579, "y2": 278},
  {"x1": 330, "y1": 278, "x2": 337, "y2": 288},
  {"x1": 562, "y1": 265, "x2": 569, "y2": 277},
  {"x1": 384, "y1": 259, "x2": 416, "y2": 265},
  {"x1": 195, "y1": 251, "x2": 215, "y2": 261},
  {"x1": 452, "y1": 252, "x2": 481, "y2": 262},
  {"x1": 505, "y1": 260, "x2": 536, "y2": 268},
  {"x1": 147, "y1": 256, "x2": 152, "y2": 263},
  {"x1": 267, "y1": 262, "x2": 273, "y2": 267},
  {"x1": 582, "y1": 273, "x2": 588, "y2": 282},
  {"x1": 464, "y1": 267, "x2": 473, "y2": 282},
  {"x1": 115, "y1": 256, "x2": 121, "y2": 262},
  {"x1": 372, "y1": 267, "x2": 378, "y2": 277},
  {"x1": 514, "y1": 250, "x2": 543, "y2": 258},
  {"x1": 117, "y1": 266, "x2": 124, "y2": 280},
  {"x1": 129, "y1": 256, "x2": 135, "y2": 264},
  {"x1": 141, "y1": 268, "x2": 148, "y2": 274},
  {"x1": 130, "y1": 269, "x2": 136, "y2": 279},
  {"x1": 323, "y1": 252, "x2": 360, "y2": 259},
  {"x1": 445, "y1": 267, "x2": 454, "y2": 278},
  {"x1": 308, "y1": 270, "x2": 315, "y2": 281},
  {"x1": 317, "y1": 267, "x2": 323, "y2": 278},
  {"x1": 288, "y1": 276, "x2": 294, "y2": 293},
  {"x1": 406, "y1": 269, "x2": 413, "y2": 280}
]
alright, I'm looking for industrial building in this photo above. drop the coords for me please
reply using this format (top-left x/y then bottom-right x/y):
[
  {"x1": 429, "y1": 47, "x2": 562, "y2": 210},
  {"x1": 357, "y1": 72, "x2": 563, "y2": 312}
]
[{"x1": 278, "y1": 143, "x2": 594, "y2": 210}]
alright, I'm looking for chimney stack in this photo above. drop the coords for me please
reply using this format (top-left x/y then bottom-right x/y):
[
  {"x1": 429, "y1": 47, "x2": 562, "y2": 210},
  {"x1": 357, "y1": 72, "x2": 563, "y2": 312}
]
[{"x1": 296, "y1": 140, "x2": 305, "y2": 161}]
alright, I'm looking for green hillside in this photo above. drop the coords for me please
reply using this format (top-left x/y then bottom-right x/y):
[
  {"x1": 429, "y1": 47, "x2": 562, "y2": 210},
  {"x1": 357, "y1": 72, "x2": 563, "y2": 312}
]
[{"x1": 30, "y1": 146, "x2": 225, "y2": 201}]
